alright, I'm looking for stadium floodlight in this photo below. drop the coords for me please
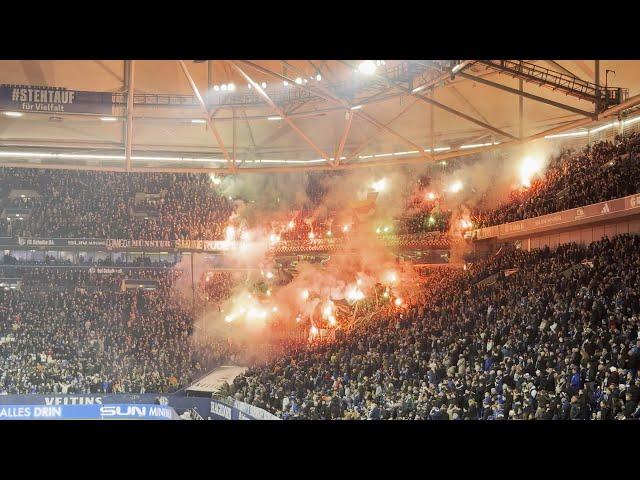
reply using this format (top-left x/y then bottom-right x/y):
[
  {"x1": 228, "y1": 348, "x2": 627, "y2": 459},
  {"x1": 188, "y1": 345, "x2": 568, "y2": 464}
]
[
  {"x1": 358, "y1": 60, "x2": 377, "y2": 75},
  {"x1": 460, "y1": 142, "x2": 494, "y2": 149},
  {"x1": 4, "y1": 111, "x2": 24, "y2": 117},
  {"x1": 544, "y1": 131, "x2": 588, "y2": 139},
  {"x1": 100, "y1": 116, "x2": 117, "y2": 122}
]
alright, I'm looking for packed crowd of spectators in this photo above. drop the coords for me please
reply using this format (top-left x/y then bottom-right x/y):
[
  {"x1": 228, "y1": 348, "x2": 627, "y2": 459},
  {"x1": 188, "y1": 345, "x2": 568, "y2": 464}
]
[
  {"x1": 223, "y1": 234, "x2": 640, "y2": 420},
  {"x1": 472, "y1": 133, "x2": 640, "y2": 228},
  {"x1": 0, "y1": 170, "x2": 233, "y2": 240},
  {"x1": 0, "y1": 268, "x2": 237, "y2": 395}
]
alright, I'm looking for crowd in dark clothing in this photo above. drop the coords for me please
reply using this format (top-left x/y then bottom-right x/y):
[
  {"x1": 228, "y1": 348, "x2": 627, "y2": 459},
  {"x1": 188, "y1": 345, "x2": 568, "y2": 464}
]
[
  {"x1": 222, "y1": 234, "x2": 640, "y2": 420},
  {"x1": 0, "y1": 269, "x2": 236, "y2": 395},
  {"x1": 0, "y1": 170, "x2": 233, "y2": 240},
  {"x1": 472, "y1": 133, "x2": 640, "y2": 228}
]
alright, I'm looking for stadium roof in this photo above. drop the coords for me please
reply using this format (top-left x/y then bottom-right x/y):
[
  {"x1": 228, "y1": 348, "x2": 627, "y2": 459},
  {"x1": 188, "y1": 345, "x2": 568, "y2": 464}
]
[{"x1": 1, "y1": 60, "x2": 640, "y2": 173}]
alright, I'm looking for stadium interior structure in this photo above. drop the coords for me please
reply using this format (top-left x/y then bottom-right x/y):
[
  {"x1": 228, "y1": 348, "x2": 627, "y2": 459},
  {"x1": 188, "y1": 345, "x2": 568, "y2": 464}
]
[{"x1": 1, "y1": 60, "x2": 640, "y2": 420}]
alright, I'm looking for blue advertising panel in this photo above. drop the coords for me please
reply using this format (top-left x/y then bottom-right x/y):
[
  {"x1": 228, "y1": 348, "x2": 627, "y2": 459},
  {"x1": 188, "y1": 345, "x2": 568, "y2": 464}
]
[{"x1": 0, "y1": 404, "x2": 178, "y2": 420}]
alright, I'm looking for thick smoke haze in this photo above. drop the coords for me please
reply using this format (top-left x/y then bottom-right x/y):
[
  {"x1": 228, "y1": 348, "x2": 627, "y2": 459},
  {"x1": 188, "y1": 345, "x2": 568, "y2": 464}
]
[{"x1": 179, "y1": 140, "x2": 565, "y2": 352}]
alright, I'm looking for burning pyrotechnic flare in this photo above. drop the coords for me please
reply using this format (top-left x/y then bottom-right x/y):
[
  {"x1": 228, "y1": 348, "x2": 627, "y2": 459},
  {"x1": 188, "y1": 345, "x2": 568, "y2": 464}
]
[
  {"x1": 371, "y1": 178, "x2": 387, "y2": 192},
  {"x1": 265, "y1": 271, "x2": 274, "y2": 279},
  {"x1": 346, "y1": 284, "x2": 365, "y2": 303},
  {"x1": 310, "y1": 325, "x2": 319, "y2": 336},
  {"x1": 459, "y1": 219, "x2": 473, "y2": 229},
  {"x1": 394, "y1": 297, "x2": 403, "y2": 307},
  {"x1": 448, "y1": 180, "x2": 463, "y2": 193},
  {"x1": 384, "y1": 271, "x2": 398, "y2": 284},
  {"x1": 519, "y1": 155, "x2": 544, "y2": 188},
  {"x1": 328, "y1": 315, "x2": 337, "y2": 326},
  {"x1": 322, "y1": 300, "x2": 334, "y2": 319},
  {"x1": 288, "y1": 220, "x2": 295, "y2": 230},
  {"x1": 342, "y1": 224, "x2": 350, "y2": 232},
  {"x1": 301, "y1": 289, "x2": 309, "y2": 301},
  {"x1": 308, "y1": 232, "x2": 315, "y2": 239},
  {"x1": 426, "y1": 192, "x2": 436, "y2": 201},
  {"x1": 269, "y1": 233, "x2": 280, "y2": 245},
  {"x1": 225, "y1": 225, "x2": 236, "y2": 242}
]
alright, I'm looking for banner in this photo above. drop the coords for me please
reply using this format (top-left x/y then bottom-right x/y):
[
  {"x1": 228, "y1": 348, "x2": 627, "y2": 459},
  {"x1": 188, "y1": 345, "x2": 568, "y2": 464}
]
[
  {"x1": 16, "y1": 237, "x2": 107, "y2": 247},
  {"x1": 106, "y1": 239, "x2": 174, "y2": 250},
  {"x1": 0, "y1": 85, "x2": 113, "y2": 115},
  {"x1": 209, "y1": 398, "x2": 280, "y2": 420},
  {"x1": 0, "y1": 403, "x2": 177, "y2": 420},
  {"x1": 0, "y1": 394, "x2": 213, "y2": 420},
  {"x1": 473, "y1": 192, "x2": 640, "y2": 240}
]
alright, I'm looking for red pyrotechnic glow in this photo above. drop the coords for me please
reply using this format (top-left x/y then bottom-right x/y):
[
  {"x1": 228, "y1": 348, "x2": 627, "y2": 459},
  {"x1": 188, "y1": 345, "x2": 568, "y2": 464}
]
[{"x1": 394, "y1": 297, "x2": 403, "y2": 307}]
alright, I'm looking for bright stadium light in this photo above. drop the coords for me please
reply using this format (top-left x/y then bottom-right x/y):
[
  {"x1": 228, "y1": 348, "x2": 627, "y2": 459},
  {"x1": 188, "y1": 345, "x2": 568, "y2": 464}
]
[
  {"x1": 358, "y1": 60, "x2": 377, "y2": 75},
  {"x1": 261, "y1": 82, "x2": 267, "y2": 89},
  {"x1": 100, "y1": 116, "x2": 117, "y2": 122},
  {"x1": 4, "y1": 111, "x2": 24, "y2": 118},
  {"x1": 295, "y1": 77, "x2": 303, "y2": 85}
]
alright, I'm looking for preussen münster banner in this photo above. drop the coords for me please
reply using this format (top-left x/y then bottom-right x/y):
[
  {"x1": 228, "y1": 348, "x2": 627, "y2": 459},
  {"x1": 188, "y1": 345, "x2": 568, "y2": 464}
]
[{"x1": 0, "y1": 85, "x2": 113, "y2": 115}]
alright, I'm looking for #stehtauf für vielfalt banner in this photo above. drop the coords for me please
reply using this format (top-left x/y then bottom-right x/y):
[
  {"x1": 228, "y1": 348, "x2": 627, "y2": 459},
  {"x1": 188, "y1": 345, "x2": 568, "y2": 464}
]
[{"x1": 0, "y1": 85, "x2": 113, "y2": 115}]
